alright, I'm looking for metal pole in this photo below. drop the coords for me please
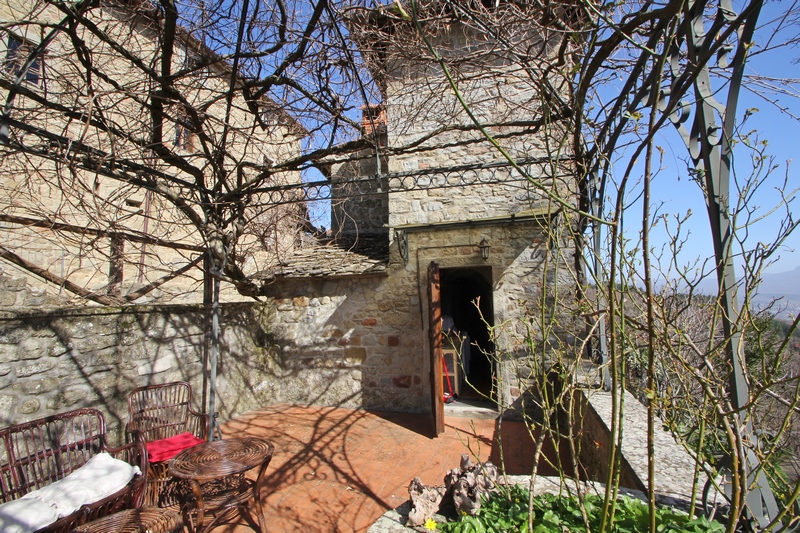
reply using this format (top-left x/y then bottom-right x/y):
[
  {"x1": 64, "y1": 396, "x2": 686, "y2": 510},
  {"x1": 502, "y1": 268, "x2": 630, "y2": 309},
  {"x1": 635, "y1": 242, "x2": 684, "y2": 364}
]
[
  {"x1": 670, "y1": 0, "x2": 781, "y2": 526},
  {"x1": 590, "y1": 179, "x2": 612, "y2": 391},
  {"x1": 208, "y1": 274, "x2": 221, "y2": 441}
]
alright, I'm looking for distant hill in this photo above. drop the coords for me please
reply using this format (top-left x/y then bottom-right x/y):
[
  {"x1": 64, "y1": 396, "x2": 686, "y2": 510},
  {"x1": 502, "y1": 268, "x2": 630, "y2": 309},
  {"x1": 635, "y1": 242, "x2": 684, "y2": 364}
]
[{"x1": 752, "y1": 266, "x2": 800, "y2": 319}]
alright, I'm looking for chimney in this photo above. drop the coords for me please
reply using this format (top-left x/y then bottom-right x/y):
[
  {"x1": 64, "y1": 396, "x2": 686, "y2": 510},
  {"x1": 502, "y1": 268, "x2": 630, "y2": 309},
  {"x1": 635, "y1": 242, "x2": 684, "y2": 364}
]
[{"x1": 361, "y1": 104, "x2": 387, "y2": 146}]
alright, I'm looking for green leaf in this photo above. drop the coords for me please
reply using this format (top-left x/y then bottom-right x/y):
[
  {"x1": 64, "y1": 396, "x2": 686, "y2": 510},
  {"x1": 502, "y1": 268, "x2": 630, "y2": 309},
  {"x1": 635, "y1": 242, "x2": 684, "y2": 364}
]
[{"x1": 440, "y1": 491, "x2": 727, "y2": 533}]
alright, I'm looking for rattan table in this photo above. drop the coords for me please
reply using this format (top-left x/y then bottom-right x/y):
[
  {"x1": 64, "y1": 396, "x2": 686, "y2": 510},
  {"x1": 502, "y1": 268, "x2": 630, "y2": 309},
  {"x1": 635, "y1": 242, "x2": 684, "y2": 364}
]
[
  {"x1": 72, "y1": 507, "x2": 183, "y2": 533},
  {"x1": 168, "y1": 436, "x2": 274, "y2": 533}
]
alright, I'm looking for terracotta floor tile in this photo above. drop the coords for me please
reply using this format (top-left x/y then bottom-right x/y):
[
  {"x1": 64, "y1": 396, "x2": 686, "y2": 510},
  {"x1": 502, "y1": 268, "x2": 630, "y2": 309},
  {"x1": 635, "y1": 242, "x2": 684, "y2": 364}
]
[{"x1": 205, "y1": 404, "x2": 528, "y2": 533}]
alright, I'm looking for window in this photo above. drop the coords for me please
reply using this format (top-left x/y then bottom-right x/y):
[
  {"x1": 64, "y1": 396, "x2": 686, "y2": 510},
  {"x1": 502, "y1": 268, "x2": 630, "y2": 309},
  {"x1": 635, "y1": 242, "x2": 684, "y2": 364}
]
[
  {"x1": 175, "y1": 120, "x2": 192, "y2": 151},
  {"x1": 182, "y1": 47, "x2": 211, "y2": 81},
  {"x1": 185, "y1": 49, "x2": 205, "y2": 73},
  {"x1": 173, "y1": 108, "x2": 195, "y2": 151},
  {"x1": 4, "y1": 34, "x2": 42, "y2": 86},
  {"x1": 260, "y1": 107, "x2": 280, "y2": 133}
]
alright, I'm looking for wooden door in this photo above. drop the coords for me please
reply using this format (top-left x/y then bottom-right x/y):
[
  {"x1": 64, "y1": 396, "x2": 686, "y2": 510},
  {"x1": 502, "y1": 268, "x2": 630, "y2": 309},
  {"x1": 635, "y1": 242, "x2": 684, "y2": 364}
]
[{"x1": 428, "y1": 261, "x2": 444, "y2": 436}]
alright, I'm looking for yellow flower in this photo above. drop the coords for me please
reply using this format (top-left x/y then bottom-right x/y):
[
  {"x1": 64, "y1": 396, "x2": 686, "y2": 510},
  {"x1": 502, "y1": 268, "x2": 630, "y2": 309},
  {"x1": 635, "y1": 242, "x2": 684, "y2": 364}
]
[{"x1": 424, "y1": 518, "x2": 438, "y2": 531}]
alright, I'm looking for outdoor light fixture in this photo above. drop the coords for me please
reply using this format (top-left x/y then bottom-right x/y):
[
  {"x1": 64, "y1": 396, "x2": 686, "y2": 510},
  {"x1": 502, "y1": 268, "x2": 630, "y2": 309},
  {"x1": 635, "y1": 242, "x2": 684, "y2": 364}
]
[{"x1": 479, "y1": 238, "x2": 490, "y2": 261}]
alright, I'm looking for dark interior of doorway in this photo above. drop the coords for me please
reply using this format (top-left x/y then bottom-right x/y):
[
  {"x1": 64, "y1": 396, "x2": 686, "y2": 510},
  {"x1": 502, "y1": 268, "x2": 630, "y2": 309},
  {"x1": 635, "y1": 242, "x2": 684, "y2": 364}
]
[{"x1": 440, "y1": 267, "x2": 494, "y2": 401}]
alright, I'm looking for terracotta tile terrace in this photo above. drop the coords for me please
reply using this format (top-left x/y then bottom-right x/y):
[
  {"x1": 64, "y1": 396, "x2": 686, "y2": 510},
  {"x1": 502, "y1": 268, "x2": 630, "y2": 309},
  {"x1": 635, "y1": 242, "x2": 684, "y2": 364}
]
[{"x1": 211, "y1": 404, "x2": 539, "y2": 532}]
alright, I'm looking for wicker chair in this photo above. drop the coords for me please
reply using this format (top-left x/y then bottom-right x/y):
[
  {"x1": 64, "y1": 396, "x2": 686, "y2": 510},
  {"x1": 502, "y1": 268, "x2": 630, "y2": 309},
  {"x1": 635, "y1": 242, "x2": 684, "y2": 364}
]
[
  {"x1": 126, "y1": 381, "x2": 209, "y2": 507},
  {"x1": 0, "y1": 408, "x2": 147, "y2": 532},
  {"x1": 72, "y1": 507, "x2": 184, "y2": 533}
]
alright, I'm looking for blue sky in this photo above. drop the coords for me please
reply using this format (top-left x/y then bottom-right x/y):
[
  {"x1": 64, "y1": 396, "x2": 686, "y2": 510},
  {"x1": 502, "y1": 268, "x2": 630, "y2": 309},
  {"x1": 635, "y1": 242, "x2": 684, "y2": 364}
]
[
  {"x1": 301, "y1": 1, "x2": 798, "y2": 277},
  {"x1": 616, "y1": 1, "x2": 799, "y2": 279}
]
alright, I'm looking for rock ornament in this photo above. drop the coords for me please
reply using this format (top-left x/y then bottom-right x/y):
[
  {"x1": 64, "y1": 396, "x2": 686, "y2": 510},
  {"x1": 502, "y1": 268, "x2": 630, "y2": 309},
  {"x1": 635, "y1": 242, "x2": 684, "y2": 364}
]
[{"x1": 406, "y1": 454, "x2": 499, "y2": 527}]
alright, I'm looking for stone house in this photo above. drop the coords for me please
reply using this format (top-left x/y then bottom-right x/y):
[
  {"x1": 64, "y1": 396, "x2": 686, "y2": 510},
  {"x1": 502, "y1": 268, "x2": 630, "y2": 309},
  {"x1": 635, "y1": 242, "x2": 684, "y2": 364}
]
[
  {"x1": 0, "y1": 0, "x2": 303, "y2": 306},
  {"x1": 0, "y1": 3, "x2": 705, "y2": 510},
  {"x1": 253, "y1": 3, "x2": 586, "y2": 432},
  {"x1": 0, "y1": 1, "x2": 587, "y2": 434}
]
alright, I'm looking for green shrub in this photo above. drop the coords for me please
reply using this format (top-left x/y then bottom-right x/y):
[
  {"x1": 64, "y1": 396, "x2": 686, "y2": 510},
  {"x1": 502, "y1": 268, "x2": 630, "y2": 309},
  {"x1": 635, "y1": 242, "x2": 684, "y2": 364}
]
[{"x1": 435, "y1": 485, "x2": 724, "y2": 533}]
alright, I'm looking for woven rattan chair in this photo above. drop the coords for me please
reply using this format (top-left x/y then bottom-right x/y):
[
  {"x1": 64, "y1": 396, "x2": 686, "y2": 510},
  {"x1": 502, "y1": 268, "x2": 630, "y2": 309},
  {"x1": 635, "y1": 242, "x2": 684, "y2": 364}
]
[
  {"x1": 72, "y1": 507, "x2": 184, "y2": 533},
  {"x1": 0, "y1": 408, "x2": 147, "y2": 532},
  {"x1": 126, "y1": 381, "x2": 209, "y2": 507}
]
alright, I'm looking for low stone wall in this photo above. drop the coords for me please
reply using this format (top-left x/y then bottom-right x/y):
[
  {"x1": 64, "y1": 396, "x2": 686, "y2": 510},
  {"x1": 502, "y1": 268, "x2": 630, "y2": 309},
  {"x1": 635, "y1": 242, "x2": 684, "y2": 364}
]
[
  {"x1": 259, "y1": 273, "x2": 429, "y2": 414},
  {"x1": 571, "y1": 387, "x2": 643, "y2": 492},
  {"x1": 0, "y1": 303, "x2": 246, "y2": 439},
  {"x1": 579, "y1": 386, "x2": 702, "y2": 503},
  {"x1": 0, "y1": 298, "x2": 369, "y2": 442}
]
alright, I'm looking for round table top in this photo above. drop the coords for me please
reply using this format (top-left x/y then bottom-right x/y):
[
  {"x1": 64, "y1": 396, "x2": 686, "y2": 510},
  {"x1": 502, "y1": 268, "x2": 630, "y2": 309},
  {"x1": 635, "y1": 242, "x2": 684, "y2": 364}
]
[{"x1": 168, "y1": 436, "x2": 274, "y2": 482}]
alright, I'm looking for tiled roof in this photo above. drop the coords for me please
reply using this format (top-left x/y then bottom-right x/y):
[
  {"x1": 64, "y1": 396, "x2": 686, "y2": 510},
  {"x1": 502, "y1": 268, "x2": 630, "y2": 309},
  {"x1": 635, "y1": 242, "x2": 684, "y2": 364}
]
[{"x1": 257, "y1": 236, "x2": 389, "y2": 280}]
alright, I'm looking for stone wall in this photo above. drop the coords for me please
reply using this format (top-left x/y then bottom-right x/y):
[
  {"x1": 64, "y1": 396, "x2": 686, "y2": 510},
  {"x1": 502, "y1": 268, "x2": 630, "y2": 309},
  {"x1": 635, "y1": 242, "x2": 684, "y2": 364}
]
[
  {"x1": 0, "y1": 300, "x2": 260, "y2": 441},
  {"x1": 0, "y1": 267, "x2": 430, "y2": 438},
  {"x1": 571, "y1": 388, "x2": 642, "y2": 492},
  {"x1": 0, "y1": 262, "x2": 376, "y2": 439},
  {"x1": 259, "y1": 214, "x2": 584, "y2": 413},
  {"x1": 577, "y1": 387, "x2": 702, "y2": 503},
  {"x1": 260, "y1": 273, "x2": 427, "y2": 413}
]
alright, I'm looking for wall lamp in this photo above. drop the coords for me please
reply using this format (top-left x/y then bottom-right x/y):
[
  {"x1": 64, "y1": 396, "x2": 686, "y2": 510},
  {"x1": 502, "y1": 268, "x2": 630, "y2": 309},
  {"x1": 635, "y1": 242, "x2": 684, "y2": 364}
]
[{"x1": 479, "y1": 238, "x2": 490, "y2": 261}]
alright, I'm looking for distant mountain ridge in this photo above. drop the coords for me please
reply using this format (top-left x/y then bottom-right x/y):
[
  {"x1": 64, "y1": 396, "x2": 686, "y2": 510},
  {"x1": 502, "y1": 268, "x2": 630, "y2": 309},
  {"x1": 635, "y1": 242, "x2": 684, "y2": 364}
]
[{"x1": 752, "y1": 266, "x2": 800, "y2": 319}]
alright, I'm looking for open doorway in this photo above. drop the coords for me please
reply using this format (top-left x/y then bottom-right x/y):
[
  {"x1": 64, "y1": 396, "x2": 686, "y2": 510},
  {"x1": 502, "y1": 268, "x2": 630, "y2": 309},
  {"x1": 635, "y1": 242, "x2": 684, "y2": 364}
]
[{"x1": 440, "y1": 267, "x2": 494, "y2": 401}]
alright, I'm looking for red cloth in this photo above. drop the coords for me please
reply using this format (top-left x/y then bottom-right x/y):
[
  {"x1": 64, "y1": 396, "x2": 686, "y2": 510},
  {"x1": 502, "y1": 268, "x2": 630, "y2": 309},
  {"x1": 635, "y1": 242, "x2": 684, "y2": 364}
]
[{"x1": 146, "y1": 432, "x2": 204, "y2": 463}]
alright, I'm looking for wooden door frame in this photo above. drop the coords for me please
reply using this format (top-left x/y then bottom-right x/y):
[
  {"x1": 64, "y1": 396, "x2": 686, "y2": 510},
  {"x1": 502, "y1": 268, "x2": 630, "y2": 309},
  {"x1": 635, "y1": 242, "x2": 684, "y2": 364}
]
[{"x1": 427, "y1": 261, "x2": 445, "y2": 436}]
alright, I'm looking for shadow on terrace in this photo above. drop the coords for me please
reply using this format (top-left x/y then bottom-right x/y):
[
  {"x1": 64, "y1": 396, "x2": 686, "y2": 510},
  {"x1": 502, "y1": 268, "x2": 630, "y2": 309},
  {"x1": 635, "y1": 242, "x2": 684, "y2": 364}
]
[{"x1": 210, "y1": 403, "x2": 552, "y2": 533}]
